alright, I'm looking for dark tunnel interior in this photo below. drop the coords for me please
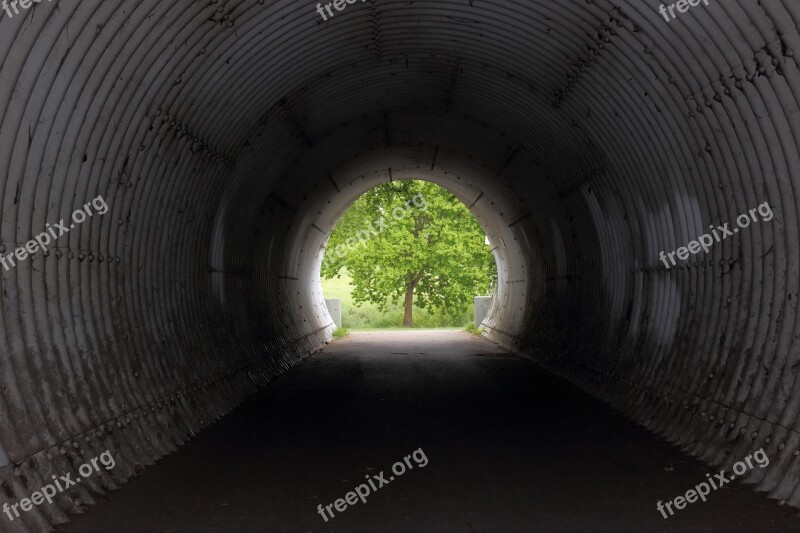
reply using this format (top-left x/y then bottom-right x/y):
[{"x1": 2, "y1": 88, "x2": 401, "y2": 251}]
[{"x1": 1, "y1": 0, "x2": 800, "y2": 531}]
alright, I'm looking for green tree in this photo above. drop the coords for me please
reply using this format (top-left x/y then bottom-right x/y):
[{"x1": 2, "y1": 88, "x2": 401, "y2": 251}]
[{"x1": 321, "y1": 180, "x2": 496, "y2": 327}]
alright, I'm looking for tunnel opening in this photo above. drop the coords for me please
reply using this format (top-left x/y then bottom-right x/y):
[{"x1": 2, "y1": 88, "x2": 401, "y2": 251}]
[
  {"x1": 283, "y1": 162, "x2": 535, "y2": 344},
  {"x1": 318, "y1": 178, "x2": 499, "y2": 330}
]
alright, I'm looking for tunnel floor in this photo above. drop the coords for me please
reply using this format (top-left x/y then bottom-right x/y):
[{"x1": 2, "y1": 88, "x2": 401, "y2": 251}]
[{"x1": 58, "y1": 331, "x2": 798, "y2": 532}]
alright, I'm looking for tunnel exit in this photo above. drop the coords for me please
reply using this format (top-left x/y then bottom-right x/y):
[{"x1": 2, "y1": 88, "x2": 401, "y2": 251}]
[{"x1": 318, "y1": 179, "x2": 497, "y2": 330}]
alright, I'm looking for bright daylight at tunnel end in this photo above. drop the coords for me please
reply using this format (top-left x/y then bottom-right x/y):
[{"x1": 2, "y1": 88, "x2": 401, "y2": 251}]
[{"x1": 1, "y1": 0, "x2": 800, "y2": 531}]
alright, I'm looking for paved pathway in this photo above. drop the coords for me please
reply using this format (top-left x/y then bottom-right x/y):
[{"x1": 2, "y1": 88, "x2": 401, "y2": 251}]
[{"x1": 60, "y1": 331, "x2": 800, "y2": 532}]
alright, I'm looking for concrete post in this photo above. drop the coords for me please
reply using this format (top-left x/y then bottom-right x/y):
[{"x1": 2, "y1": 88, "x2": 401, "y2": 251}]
[
  {"x1": 325, "y1": 298, "x2": 342, "y2": 328},
  {"x1": 474, "y1": 296, "x2": 491, "y2": 328}
]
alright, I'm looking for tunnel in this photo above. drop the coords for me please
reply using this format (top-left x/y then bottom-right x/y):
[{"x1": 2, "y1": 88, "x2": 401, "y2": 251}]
[{"x1": 0, "y1": 0, "x2": 799, "y2": 531}]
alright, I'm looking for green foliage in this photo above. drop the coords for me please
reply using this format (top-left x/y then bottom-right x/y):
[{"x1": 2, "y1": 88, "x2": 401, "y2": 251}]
[
  {"x1": 331, "y1": 327, "x2": 348, "y2": 338},
  {"x1": 464, "y1": 323, "x2": 482, "y2": 335},
  {"x1": 322, "y1": 268, "x2": 472, "y2": 328},
  {"x1": 321, "y1": 180, "x2": 496, "y2": 327}
]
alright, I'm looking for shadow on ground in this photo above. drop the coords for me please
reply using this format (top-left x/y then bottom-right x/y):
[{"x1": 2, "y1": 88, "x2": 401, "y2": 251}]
[{"x1": 59, "y1": 331, "x2": 800, "y2": 532}]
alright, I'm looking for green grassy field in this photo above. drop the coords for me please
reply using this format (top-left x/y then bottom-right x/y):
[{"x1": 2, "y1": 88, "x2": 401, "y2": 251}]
[{"x1": 322, "y1": 268, "x2": 472, "y2": 330}]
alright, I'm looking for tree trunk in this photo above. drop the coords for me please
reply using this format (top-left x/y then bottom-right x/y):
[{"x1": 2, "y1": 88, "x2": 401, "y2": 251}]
[
  {"x1": 403, "y1": 269, "x2": 425, "y2": 328},
  {"x1": 403, "y1": 282, "x2": 414, "y2": 327}
]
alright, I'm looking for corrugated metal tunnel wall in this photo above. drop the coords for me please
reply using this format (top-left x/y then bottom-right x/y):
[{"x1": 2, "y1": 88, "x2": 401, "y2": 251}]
[{"x1": 0, "y1": 0, "x2": 799, "y2": 529}]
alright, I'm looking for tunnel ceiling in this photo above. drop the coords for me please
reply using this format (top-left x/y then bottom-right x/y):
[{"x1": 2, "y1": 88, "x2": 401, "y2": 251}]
[{"x1": 1, "y1": 0, "x2": 800, "y2": 529}]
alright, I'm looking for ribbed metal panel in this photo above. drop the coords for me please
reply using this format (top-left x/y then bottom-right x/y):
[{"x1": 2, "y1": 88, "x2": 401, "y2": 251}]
[{"x1": 0, "y1": 0, "x2": 798, "y2": 530}]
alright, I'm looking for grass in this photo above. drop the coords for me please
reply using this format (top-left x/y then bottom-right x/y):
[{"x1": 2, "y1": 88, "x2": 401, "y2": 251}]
[
  {"x1": 331, "y1": 327, "x2": 348, "y2": 338},
  {"x1": 319, "y1": 272, "x2": 353, "y2": 301},
  {"x1": 348, "y1": 326, "x2": 464, "y2": 331},
  {"x1": 322, "y1": 268, "x2": 473, "y2": 330},
  {"x1": 464, "y1": 323, "x2": 482, "y2": 335}
]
